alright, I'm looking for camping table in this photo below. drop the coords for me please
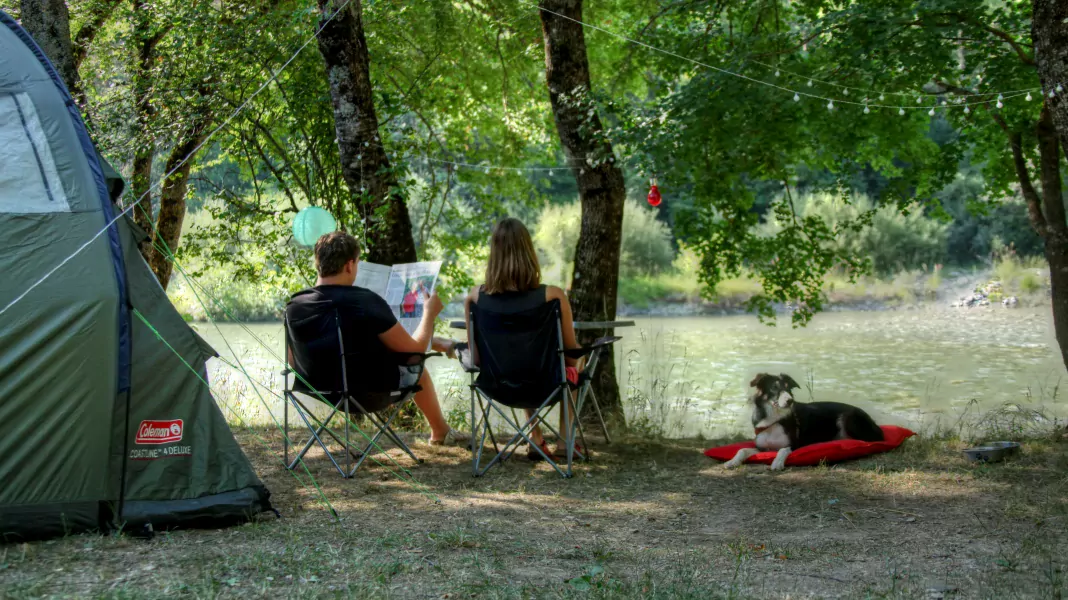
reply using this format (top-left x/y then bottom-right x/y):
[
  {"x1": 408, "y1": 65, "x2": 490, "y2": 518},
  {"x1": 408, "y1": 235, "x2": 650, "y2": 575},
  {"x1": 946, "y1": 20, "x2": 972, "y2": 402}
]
[{"x1": 448, "y1": 320, "x2": 635, "y2": 330}]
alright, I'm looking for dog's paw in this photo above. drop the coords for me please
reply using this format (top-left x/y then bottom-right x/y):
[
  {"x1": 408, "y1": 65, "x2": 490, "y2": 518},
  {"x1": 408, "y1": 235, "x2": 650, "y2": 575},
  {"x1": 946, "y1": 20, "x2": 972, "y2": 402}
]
[
  {"x1": 723, "y1": 460, "x2": 741, "y2": 470},
  {"x1": 769, "y1": 461, "x2": 786, "y2": 471}
]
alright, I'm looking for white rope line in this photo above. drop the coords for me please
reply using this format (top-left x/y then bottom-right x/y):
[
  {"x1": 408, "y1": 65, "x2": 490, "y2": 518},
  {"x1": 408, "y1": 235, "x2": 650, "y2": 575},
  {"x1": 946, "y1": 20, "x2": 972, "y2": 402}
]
[
  {"x1": 749, "y1": 57, "x2": 1044, "y2": 99},
  {"x1": 534, "y1": 4, "x2": 1054, "y2": 109},
  {"x1": 308, "y1": 3, "x2": 1050, "y2": 177},
  {"x1": 0, "y1": 0, "x2": 354, "y2": 319}
]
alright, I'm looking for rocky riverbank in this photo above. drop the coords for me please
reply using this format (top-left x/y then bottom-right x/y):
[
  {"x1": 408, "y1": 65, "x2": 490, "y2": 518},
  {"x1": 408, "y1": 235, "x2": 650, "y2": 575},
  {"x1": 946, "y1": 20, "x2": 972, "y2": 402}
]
[{"x1": 615, "y1": 268, "x2": 1051, "y2": 318}]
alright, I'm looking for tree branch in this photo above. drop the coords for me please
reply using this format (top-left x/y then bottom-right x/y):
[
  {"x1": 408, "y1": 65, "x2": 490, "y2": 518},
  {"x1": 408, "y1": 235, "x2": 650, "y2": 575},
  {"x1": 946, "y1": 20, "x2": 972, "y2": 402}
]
[
  {"x1": 938, "y1": 11, "x2": 1035, "y2": 65},
  {"x1": 1009, "y1": 132, "x2": 1048, "y2": 238}
]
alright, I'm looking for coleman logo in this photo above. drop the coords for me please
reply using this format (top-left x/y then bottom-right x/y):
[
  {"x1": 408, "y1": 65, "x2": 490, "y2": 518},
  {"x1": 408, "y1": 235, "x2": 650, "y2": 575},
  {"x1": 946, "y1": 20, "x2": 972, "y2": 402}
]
[{"x1": 136, "y1": 419, "x2": 183, "y2": 444}]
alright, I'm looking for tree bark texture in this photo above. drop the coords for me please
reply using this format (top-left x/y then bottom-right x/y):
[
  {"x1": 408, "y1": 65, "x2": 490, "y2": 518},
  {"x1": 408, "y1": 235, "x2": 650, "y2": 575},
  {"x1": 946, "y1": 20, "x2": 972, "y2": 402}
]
[
  {"x1": 1031, "y1": 1, "x2": 1068, "y2": 371},
  {"x1": 130, "y1": 0, "x2": 159, "y2": 261},
  {"x1": 148, "y1": 118, "x2": 211, "y2": 288},
  {"x1": 20, "y1": 0, "x2": 81, "y2": 103},
  {"x1": 1033, "y1": 0, "x2": 1068, "y2": 153},
  {"x1": 315, "y1": 0, "x2": 417, "y2": 265},
  {"x1": 539, "y1": 0, "x2": 626, "y2": 425},
  {"x1": 1035, "y1": 108, "x2": 1068, "y2": 370}
]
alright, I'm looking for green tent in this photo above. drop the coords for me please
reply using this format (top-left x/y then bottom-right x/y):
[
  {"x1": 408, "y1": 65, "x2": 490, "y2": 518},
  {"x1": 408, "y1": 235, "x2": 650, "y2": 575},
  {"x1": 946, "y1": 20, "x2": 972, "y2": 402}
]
[{"x1": 0, "y1": 11, "x2": 271, "y2": 541}]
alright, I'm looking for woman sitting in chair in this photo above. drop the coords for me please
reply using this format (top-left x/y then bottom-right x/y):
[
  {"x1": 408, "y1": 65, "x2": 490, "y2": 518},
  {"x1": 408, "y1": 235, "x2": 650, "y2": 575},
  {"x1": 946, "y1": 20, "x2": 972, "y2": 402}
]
[{"x1": 464, "y1": 217, "x2": 583, "y2": 460}]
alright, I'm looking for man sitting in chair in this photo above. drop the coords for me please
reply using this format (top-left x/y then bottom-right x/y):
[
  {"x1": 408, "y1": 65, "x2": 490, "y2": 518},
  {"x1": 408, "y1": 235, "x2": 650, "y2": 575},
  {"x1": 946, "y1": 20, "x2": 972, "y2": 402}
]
[{"x1": 286, "y1": 231, "x2": 469, "y2": 446}]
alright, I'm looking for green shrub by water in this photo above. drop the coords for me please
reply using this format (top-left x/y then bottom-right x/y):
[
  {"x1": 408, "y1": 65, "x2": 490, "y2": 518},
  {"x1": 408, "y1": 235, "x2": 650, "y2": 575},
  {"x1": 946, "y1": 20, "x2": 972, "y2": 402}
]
[
  {"x1": 533, "y1": 198, "x2": 674, "y2": 284},
  {"x1": 763, "y1": 193, "x2": 949, "y2": 277}
]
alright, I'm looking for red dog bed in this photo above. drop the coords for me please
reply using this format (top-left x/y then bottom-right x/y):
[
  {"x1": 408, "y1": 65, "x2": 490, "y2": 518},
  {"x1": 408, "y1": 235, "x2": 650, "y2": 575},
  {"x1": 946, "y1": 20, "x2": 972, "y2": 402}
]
[{"x1": 704, "y1": 425, "x2": 915, "y2": 466}]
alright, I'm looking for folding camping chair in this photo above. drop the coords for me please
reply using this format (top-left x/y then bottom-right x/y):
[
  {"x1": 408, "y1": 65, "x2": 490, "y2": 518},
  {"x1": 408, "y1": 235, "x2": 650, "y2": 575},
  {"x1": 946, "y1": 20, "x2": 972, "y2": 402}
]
[
  {"x1": 462, "y1": 299, "x2": 619, "y2": 478},
  {"x1": 282, "y1": 310, "x2": 436, "y2": 478}
]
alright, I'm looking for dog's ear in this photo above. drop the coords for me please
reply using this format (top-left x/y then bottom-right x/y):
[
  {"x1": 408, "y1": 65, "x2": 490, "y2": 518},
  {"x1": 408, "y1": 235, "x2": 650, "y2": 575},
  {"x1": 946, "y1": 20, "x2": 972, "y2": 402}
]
[
  {"x1": 749, "y1": 373, "x2": 771, "y2": 389},
  {"x1": 779, "y1": 373, "x2": 801, "y2": 391}
]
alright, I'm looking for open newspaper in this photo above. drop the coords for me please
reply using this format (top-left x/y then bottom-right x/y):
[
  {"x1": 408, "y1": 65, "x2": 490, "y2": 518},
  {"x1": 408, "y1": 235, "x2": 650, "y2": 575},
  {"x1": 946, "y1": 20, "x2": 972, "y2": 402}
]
[{"x1": 354, "y1": 260, "x2": 442, "y2": 343}]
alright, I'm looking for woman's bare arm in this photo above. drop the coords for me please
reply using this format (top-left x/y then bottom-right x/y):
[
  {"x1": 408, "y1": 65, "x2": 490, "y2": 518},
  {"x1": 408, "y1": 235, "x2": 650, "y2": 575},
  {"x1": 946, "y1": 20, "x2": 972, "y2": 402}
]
[
  {"x1": 547, "y1": 285, "x2": 580, "y2": 366},
  {"x1": 464, "y1": 285, "x2": 481, "y2": 366}
]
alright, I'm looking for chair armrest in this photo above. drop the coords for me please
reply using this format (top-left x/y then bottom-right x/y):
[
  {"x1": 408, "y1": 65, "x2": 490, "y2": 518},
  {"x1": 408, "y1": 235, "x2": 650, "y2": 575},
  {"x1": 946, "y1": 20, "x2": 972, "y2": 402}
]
[
  {"x1": 454, "y1": 342, "x2": 480, "y2": 373},
  {"x1": 341, "y1": 351, "x2": 442, "y2": 365},
  {"x1": 561, "y1": 335, "x2": 621, "y2": 359}
]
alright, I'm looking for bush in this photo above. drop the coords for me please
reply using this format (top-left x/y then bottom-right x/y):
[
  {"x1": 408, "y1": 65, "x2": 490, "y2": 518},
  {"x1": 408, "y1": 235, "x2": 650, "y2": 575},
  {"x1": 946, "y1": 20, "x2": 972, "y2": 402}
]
[
  {"x1": 169, "y1": 265, "x2": 293, "y2": 322},
  {"x1": 765, "y1": 193, "x2": 948, "y2": 277},
  {"x1": 533, "y1": 198, "x2": 675, "y2": 283}
]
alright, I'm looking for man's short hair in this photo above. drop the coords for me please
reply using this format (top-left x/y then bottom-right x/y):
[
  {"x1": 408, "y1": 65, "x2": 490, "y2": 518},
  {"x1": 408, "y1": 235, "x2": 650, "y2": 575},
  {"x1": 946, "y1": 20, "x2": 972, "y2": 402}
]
[{"x1": 314, "y1": 231, "x2": 360, "y2": 277}]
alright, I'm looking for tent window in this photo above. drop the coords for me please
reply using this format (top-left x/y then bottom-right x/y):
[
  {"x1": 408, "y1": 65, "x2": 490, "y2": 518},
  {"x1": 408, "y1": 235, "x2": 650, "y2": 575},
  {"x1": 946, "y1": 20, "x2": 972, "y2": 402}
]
[{"x1": 0, "y1": 92, "x2": 71, "y2": 213}]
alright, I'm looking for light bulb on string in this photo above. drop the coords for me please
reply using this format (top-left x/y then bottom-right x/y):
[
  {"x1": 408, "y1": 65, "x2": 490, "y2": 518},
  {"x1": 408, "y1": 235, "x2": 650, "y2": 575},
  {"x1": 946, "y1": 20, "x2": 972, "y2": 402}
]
[
  {"x1": 793, "y1": 92, "x2": 800, "y2": 102},
  {"x1": 964, "y1": 106, "x2": 971, "y2": 114},
  {"x1": 916, "y1": 96, "x2": 922, "y2": 104},
  {"x1": 996, "y1": 99, "x2": 1003, "y2": 108},
  {"x1": 879, "y1": 94, "x2": 885, "y2": 101},
  {"x1": 484, "y1": 167, "x2": 490, "y2": 174},
  {"x1": 807, "y1": 80, "x2": 813, "y2": 87},
  {"x1": 997, "y1": 93, "x2": 1004, "y2": 101},
  {"x1": 548, "y1": 170, "x2": 554, "y2": 176},
  {"x1": 928, "y1": 107, "x2": 936, "y2": 116},
  {"x1": 1057, "y1": 84, "x2": 1064, "y2": 93},
  {"x1": 863, "y1": 105, "x2": 870, "y2": 114},
  {"x1": 843, "y1": 88, "x2": 849, "y2": 96},
  {"x1": 899, "y1": 108, "x2": 906, "y2": 116},
  {"x1": 1051, "y1": 90, "x2": 1058, "y2": 98},
  {"x1": 1026, "y1": 92, "x2": 1033, "y2": 101},
  {"x1": 647, "y1": 177, "x2": 662, "y2": 207},
  {"x1": 774, "y1": 70, "x2": 780, "y2": 77},
  {"x1": 827, "y1": 100, "x2": 834, "y2": 110}
]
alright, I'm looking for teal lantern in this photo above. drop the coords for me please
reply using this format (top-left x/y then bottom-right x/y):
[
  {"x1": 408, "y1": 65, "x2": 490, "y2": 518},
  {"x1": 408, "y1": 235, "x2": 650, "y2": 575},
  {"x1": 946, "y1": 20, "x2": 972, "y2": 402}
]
[{"x1": 292, "y1": 206, "x2": 337, "y2": 247}]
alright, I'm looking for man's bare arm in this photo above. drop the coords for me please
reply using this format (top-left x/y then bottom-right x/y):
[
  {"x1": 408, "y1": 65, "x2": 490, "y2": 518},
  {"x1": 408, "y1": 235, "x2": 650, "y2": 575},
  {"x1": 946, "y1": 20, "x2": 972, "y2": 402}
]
[{"x1": 377, "y1": 291, "x2": 444, "y2": 353}]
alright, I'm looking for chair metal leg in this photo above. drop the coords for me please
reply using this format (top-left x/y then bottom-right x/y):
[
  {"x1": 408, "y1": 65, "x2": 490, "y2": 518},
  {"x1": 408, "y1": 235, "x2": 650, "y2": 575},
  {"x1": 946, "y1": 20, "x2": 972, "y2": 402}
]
[
  {"x1": 284, "y1": 391, "x2": 290, "y2": 466},
  {"x1": 344, "y1": 396, "x2": 352, "y2": 478},
  {"x1": 288, "y1": 400, "x2": 348, "y2": 477},
  {"x1": 585, "y1": 385, "x2": 612, "y2": 444},
  {"x1": 563, "y1": 384, "x2": 573, "y2": 476},
  {"x1": 370, "y1": 404, "x2": 422, "y2": 464},
  {"x1": 474, "y1": 389, "x2": 571, "y2": 478}
]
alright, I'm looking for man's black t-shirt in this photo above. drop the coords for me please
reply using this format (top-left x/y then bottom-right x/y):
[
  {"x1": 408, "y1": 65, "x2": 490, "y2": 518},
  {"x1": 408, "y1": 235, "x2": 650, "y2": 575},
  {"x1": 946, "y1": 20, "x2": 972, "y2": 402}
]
[{"x1": 285, "y1": 285, "x2": 399, "y2": 393}]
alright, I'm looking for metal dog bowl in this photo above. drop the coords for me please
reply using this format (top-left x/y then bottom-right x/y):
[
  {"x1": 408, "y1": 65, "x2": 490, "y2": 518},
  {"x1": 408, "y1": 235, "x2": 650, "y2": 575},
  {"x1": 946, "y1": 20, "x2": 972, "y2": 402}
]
[{"x1": 963, "y1": 441, "x2": 1020, "y2": 463}]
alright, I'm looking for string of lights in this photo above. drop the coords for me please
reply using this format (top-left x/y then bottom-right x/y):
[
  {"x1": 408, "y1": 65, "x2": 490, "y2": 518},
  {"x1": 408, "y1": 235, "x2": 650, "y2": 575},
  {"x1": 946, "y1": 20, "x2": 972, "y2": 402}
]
[{"x1": 534, "y1": 5, "x2": 1061, "y2": 110}]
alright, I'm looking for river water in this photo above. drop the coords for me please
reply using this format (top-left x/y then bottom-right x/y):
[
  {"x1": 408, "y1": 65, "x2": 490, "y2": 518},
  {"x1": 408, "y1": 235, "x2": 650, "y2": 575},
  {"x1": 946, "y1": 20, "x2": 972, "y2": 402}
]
[{"x1": 196, "y1": 306, "x2": 1066, "y2": 438}]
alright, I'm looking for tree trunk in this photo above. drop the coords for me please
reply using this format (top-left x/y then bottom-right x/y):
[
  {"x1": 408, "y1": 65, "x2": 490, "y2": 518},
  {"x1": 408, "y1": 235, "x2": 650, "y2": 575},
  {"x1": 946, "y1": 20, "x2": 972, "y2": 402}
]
[
  {"x1": 1033, "y1": 0, "x2": 1068, "y2": 153},
  {"x1": 130, "y1": 0, "x2": 160, "y2": 262},
  {"x1": 70, "y1": 0, "x2": 121, "y2": 109},
  {"x1": 539, "y1": 0, "x2": 626, "y2": 427},
  {"x1": 1032, "y1": 3, "x2": 1068, "y2": 372},
  {"x1": 19, "y1": 0, "x2": 79, "y2": 97},
  {"x1": 148, "y1": 119, "x2": 211, "y2": 288},
  {"x1": 1036, "y1": 108, "x2": 1068, "y2": 370},
  {"x1": 315, "y1": 0, "x2": 416, "y2": 265}
]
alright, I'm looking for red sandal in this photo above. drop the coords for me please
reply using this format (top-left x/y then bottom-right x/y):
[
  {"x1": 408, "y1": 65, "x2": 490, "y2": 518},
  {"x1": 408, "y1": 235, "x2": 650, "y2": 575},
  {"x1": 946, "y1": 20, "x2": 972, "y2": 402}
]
[
  {"x1": 553, "y1": 443, "x2": 585, "y2": 459},
  {"x1": 527, "y1": 440, "x2": 552, "y2": 461}
]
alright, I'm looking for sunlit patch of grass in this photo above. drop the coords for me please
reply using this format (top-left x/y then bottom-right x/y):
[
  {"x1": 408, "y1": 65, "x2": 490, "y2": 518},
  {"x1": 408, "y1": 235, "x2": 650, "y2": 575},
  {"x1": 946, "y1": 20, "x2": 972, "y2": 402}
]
[{"x1": 992, "y1": 255, "x2": 1048, "y2": 298}]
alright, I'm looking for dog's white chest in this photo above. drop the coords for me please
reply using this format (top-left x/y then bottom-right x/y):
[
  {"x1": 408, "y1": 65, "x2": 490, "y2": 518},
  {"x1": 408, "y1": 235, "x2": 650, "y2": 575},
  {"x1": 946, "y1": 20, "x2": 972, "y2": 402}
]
[{"x1": 755, "y1": 424, "x2": 790, "y2": 451}]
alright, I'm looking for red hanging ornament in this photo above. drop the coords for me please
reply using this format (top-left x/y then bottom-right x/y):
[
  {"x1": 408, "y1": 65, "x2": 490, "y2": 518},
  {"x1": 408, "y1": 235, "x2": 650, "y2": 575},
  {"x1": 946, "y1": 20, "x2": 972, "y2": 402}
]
[{"x1": 647, "y1": 177, "x2": 662, "y2": 207}]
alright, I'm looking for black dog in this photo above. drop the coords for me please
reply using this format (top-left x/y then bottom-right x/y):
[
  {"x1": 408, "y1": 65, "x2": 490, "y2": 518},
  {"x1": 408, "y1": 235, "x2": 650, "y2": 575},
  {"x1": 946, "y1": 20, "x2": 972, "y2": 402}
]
[{"x1": 724, "y1": 373, "x2": 884, "y2": 470}]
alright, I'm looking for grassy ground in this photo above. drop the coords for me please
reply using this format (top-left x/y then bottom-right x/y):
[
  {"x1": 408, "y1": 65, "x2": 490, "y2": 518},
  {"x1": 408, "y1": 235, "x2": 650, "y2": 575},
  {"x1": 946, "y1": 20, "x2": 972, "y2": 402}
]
[{"x1": 4, "y1": 423, "x2": 1068, "y2": 599}]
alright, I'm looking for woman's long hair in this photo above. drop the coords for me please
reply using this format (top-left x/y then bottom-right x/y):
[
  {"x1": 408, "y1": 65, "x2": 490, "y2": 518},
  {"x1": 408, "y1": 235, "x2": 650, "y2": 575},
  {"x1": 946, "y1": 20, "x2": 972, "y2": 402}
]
[{"x1": 483, "y1": 218, "x2": 541, "y2": 294}]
